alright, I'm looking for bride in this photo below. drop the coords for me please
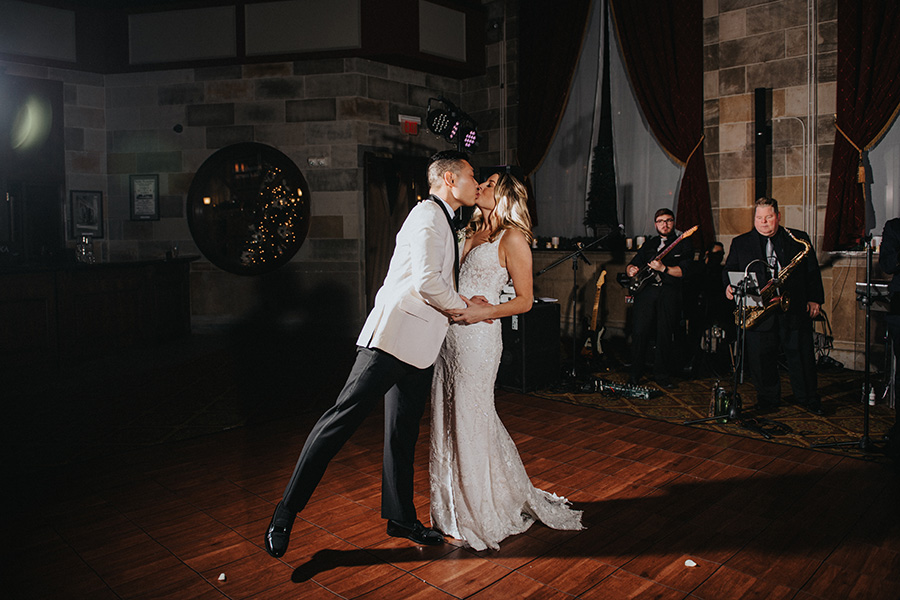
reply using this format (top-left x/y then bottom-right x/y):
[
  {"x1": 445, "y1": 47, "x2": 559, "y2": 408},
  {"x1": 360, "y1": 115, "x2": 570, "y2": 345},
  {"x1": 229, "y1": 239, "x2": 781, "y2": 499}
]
[{"x1": 430, "y1": 172, "x2": 583, "y2": 551}]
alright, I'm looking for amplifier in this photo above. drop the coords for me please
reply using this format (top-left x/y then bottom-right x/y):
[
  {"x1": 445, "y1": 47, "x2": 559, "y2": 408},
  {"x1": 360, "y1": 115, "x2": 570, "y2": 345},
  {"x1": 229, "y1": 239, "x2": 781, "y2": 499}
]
[{"x1": 497, "y1": 301, "x2": 560, "y2": 392}]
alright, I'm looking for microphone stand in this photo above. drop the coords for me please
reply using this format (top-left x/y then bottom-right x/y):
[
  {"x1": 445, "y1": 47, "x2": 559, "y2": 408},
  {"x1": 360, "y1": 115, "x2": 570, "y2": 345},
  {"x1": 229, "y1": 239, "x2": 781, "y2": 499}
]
[
  {"x1": 683, "y1": 268, "x2": 778, "y2": 439},
  {"x1": 814, "y1": 234, "x2": 882, "y2": 453},
  {"x1": 536, "y1": 232, "x2": 612, "y2": 380}
]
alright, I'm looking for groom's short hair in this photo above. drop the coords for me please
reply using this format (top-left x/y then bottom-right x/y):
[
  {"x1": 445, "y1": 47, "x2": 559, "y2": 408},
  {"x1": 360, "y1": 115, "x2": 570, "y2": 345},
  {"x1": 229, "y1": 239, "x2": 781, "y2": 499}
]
[{"x1": 427, "y1": 150, "x2": 470, "y2": 187}]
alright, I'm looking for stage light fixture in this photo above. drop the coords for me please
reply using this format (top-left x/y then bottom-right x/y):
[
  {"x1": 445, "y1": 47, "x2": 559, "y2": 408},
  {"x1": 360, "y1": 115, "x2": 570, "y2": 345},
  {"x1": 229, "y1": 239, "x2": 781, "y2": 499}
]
[
  {"x1": 460, "y1": 126, "x2": 480, "y2": 150},
  {"x1": 426, "y1": 97, "x2": 479, "y2": 153},
  {"x1": 446, "y1": 120, "x2": 461, "y2": 141},
  {"x1": 426, "y1": 108, "x2": 455, "y2": 136}
]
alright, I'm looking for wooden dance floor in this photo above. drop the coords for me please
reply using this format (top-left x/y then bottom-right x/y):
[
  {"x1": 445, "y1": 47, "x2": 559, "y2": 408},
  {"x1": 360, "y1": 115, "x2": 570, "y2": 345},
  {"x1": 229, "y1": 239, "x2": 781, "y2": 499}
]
[{"x1": 4, "y1": 334, "x2": 899, "y2": 599}]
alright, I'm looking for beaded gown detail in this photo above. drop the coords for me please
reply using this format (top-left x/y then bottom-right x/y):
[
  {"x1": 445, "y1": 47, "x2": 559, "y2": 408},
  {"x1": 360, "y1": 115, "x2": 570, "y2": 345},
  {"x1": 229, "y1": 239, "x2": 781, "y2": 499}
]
[{"x1": 430, "y1": 232, "x2": 583, "y2": 551}]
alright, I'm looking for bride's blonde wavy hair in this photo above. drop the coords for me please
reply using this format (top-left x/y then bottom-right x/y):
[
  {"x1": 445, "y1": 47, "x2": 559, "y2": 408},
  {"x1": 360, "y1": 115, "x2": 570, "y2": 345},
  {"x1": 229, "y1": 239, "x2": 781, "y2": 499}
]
[{"x1": 467, "y1": 174, "x2": 534, "y2": 244}]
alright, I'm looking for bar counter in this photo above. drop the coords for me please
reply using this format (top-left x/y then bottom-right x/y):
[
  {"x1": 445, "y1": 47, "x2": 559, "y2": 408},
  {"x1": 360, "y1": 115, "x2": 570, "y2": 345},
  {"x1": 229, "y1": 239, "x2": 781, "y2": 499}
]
[{"x1": 1, "y1": 257, "x2": 196, "y2": 373}]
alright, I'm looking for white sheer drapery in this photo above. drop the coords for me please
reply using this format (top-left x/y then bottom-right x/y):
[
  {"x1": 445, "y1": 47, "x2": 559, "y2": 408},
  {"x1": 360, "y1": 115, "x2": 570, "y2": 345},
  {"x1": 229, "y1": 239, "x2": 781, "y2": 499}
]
[
  {"x1": 870, "y1": 115, "x2": 900, "y2": 234},
  {"x1": 532, "y1": 0, "x2": 681, "y2": 239}
]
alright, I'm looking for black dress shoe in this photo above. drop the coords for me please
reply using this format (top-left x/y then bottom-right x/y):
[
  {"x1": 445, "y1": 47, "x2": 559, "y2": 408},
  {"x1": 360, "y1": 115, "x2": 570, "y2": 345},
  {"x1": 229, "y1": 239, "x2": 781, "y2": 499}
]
[
  {"x1": 264, "y1": 501, "x2": 295, "y2": 558},
  {"x1": 386, "y1": 520, "x2": 444, "y2": 545}
]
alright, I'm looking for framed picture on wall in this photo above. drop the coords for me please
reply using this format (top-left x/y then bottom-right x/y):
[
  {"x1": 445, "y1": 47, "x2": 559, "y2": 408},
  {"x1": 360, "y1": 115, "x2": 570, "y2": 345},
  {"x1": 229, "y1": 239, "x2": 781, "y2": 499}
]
[
  {"x1": 130, "y1": 174, "x2": 159, "y2": 221},
  {"x1": 70, "y1": 190, "x2": 104, "y2": 238}
]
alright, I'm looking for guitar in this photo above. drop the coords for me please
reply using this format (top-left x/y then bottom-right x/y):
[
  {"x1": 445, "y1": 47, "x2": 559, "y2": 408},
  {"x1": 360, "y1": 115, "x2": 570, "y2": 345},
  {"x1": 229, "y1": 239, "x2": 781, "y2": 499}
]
[
  {"x1": 624, "y1": 225, "x2": 698, "y2": 295},
  {"x1": 582, "y1": 270, "x2": 607, "y2": 358}
]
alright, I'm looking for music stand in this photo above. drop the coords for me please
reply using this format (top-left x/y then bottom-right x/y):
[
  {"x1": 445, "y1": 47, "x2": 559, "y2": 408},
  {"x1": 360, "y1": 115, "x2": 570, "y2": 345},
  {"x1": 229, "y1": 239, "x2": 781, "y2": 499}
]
[
  {"x1": 535, "y1": 232, "x2": 612, "y2": 381},
  {"x1": 683, "y1": 269, "x2": 781, "y2": 439},
  {"x1": 814, "y1": 236, "x2": 884, "y2": 453}
]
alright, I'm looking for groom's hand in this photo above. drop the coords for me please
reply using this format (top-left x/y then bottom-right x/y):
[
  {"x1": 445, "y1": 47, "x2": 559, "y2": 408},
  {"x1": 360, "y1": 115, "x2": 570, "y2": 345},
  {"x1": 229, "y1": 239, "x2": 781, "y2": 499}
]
[{"x1": 450, "y1": 295, "x2": 494, "y2": 325}]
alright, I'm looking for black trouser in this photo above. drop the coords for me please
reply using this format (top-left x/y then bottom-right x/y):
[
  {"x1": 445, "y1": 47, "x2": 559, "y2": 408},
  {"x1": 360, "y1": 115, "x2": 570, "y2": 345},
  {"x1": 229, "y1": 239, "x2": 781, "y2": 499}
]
[
  {"x1": 744, "y1": 313, "x2": 817, "y2": 408},
  {"x1": 631, "y1": 284, "x2": 681, "y2": 380},
  {"x1": 281, "y1": 346, "x2": 433, "y2": 522}
]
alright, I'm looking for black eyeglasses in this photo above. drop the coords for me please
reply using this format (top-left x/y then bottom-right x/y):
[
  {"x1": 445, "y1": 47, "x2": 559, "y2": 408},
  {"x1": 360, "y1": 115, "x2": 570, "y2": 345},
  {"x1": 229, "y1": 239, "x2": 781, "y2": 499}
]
[{"x1": 655, "y1": 218, "x2": 674, "y2": 224}]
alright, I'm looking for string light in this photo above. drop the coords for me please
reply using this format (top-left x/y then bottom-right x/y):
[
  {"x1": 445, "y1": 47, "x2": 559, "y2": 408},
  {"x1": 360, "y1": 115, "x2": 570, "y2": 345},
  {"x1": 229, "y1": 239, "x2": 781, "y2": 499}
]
[{"x1": 237, "y1": 166, "x2": 306, "y2": 267}]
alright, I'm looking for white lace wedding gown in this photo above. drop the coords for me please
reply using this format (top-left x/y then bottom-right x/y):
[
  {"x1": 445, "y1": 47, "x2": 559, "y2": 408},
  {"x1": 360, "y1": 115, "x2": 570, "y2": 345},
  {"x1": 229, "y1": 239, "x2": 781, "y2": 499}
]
[{"x1": 430, "y1": 232, "x2": 583, "y2": 551}]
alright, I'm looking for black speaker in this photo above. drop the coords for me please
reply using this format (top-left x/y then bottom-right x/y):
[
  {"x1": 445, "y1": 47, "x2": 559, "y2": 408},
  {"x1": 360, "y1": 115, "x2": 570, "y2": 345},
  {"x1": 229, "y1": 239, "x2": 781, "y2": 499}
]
[{"x1": 498, "y1": 302, "x2": 560, "y2": 392}]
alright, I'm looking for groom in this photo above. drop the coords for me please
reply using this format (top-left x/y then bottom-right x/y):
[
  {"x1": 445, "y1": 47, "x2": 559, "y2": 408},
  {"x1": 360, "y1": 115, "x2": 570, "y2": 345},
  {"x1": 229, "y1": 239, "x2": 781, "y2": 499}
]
[{"x1": 264, "y1": 150, "x2": 484, "y2": 557}]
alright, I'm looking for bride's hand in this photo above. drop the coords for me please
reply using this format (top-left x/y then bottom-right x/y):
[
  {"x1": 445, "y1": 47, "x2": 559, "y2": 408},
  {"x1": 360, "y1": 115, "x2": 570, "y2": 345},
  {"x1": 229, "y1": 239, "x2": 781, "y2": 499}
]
[{"x1": 450, "y1": 296, "x2": 494, "y2": 325}]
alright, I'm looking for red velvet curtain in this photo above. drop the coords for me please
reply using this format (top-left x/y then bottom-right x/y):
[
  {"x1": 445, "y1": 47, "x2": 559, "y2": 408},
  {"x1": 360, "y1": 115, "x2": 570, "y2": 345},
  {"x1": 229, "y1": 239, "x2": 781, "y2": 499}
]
[
  {"x1": 822, "y1": 0, "x2": 900, "y2": 250},
  {"x1": 517, "y1": 0, "x2": 592, "y2": 188},
  {"x1": 608, "y1": 0, "x2": 714, "y2": 250}
]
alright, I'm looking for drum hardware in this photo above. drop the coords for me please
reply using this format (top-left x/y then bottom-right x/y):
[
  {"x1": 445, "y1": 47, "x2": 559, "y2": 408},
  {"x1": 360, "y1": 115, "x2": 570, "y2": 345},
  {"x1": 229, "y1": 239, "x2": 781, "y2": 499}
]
[
  {"x1": 701, "y1": 325, "x2": 727, "y2": 353},
  {"x1": 813, "y1": 308, "x2": 843, "y2": 368}
]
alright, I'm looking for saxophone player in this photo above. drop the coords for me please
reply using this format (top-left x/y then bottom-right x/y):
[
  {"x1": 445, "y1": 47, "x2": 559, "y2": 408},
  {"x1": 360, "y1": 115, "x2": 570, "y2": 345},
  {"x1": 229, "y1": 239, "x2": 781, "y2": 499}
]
[{"x1": 723, "y1": 197, "x2": 825, "y2": 415}]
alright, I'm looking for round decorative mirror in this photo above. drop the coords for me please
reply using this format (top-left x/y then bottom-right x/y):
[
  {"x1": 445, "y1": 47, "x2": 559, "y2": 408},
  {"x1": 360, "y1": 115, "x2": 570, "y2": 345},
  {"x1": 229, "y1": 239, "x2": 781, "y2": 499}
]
[{"x1": 187, "y1": 142, "x2": 310, "y2": 275}]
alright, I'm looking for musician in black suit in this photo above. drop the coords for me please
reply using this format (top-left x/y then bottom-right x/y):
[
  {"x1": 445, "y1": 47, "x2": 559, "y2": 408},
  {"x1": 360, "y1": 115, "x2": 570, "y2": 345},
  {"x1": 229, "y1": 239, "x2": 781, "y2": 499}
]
[
  {"x1": 879, "y1": 217, "x2": 900, "y2": 464},
  {"x1": 723, "y1": 197, "x2": 824, "y2": 415},
  {"x1": 626, "y1": 208, "x2": 694, "y2": 388}
]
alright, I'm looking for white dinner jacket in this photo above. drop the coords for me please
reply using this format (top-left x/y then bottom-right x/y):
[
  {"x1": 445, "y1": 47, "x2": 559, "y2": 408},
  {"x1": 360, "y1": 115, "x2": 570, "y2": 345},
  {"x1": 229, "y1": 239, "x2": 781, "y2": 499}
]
[{"x1": 356, "y1": 197, "x2": 466, "y2": 368}]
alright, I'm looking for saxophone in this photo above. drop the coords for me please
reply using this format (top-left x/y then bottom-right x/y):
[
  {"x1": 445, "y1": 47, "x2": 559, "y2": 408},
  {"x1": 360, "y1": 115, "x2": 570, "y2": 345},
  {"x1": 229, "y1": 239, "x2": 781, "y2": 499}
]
[{"x1": 735, "y1": 229, "x2": 812, "y2": 329}]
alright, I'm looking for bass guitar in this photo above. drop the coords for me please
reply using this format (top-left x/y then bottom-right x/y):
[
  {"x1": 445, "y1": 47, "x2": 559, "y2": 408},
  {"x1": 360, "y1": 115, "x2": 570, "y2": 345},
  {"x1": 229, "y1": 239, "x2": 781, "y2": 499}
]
[
  {"x1": 624, "y1": 225, "x2": 698, "y2": 295},
  {"x1": 581, "y1": 270, "x2": 606, "y2": 358}
]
